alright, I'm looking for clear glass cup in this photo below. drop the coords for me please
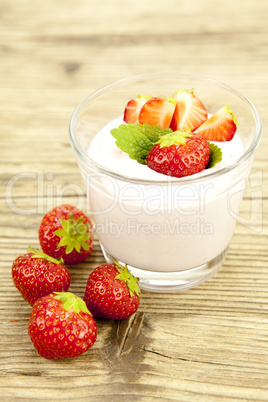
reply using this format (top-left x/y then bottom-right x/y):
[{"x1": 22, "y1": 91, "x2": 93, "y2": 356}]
[{"x1": 69, "y1": 73, "x2": 262, "y2": 292}]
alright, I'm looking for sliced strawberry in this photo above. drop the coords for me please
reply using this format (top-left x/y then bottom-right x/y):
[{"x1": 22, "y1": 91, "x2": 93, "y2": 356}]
[
  {"x1": 170, "y1": 90, "x2": 207, "y2": 132},
  {"x1": 139, "y1": 96, "x2": 176, "y2": 129},
  {"x1": 123, "y1": 96, "x2": 149, "y2": 124},
  {"x1": 194, "y1": 105, "x2": 238, "y2": 142}
]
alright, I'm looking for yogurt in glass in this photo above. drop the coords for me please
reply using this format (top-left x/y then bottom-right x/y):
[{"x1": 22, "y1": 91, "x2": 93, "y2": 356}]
[{"x1": 69, "y1": 73, "x2": 262, "y2": 292}]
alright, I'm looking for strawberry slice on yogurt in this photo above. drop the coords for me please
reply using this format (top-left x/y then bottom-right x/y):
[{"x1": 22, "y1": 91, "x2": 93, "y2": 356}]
[
  {"x1": 123, "y1": 95, "x2": 149, "y2": 124},
  {"x1": 139, "y1": 96, "x2": 176, "y2": 129},
  {"x1": 170, "y1": 89, "x2": 208, "y2": 132},
  {"x1": 194, "y1": 105, "x2": 239, "y2": 141}
]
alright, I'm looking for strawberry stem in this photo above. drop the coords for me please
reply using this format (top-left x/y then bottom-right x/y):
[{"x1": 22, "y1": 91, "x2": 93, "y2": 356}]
[
  {"x1": 54, "y1": 213, "x2": 91, "y2": 255},
  {"x1": 224, "y1": 105, "x2": 239, "y2": 126},
  {"x1": 156, "y1": 129, "x2": 193, "y2": 148},
  {"x1": 29, "y1": 246, "x2": 64, "y2": 265},
  {"x1": 54, "y1": 292, "x2": 91, "y2": 315},
  {"x1": 114, "y1": 262, "x2": 140, "y2": 298}
]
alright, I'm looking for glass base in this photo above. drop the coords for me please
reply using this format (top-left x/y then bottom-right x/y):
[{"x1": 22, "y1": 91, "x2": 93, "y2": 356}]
[{"x1": 100, "y1": 245, "x2": 228, "y2": 293}]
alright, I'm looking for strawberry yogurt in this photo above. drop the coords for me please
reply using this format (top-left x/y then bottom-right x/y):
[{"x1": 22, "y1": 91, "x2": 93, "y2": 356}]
[
  {"x1": 69, "y1": 73, "x2": 262, "y2": 291},
  {"x1": 86, "y1": 117, "x2": 246, "y2": 276}
]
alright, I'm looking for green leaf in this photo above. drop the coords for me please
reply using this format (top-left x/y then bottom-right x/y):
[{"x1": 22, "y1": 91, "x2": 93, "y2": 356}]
[
  {"x1": 54, "y1": 213, "x2": 91, "y2": 254},
  {"x1": 60, "y1": 218, "x2": 69, "y2": 231},
  {"x1": 224, "y1": 105, "x2": 239, "y2": 126},
  {"x1": 57, "y1": 237, "x2": 70, "y2": 248},
  {"x1": 111, "y1": 124, "x2": 172, "y2": 165},
  {"x1": 54, "y1": 292, "x2": 91, "y2": 315},
  {"x1": 65, "y1": 242, "x2": 75, "y2": 255},
  {"x1": 156, "y1": 129, "x2": 192, "y2": 148},
  {"x1": 172, "y1": 88, "x2": 194, "y2": 97},
  {"x1": 74, "y1": 242, "x2": 81, "y2": 253},
  {"x1": 81, "y1": 241, "x2": 89, "y2": 251},
  {"x1": 207, "y1": 143, "x2": 223, "y2": 169},
  {"x1": 54, "y1": 229, "x2": 67, "y2": 237},
  {"x1": 114, "y1": 262, "x2": 140, "y2": 298},
  {"x1": 137, "y1": 94, "x2": 152, "y2": 100},
  {"x1": 28, "y1": 246, "x2": 64, "y2": 265}
]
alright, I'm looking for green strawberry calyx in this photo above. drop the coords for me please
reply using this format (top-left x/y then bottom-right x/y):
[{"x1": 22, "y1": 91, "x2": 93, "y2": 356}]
[
  {"x1": 172, "y1": 88, "x2": 195, "y2": 97},
  {"x1": 137, "y1": 94, "x2": 176, "y2": 104},
  {"x1": 137, "y1": 94, "x2": 152, "y2": 100},
  {"x1": 156, "y1": 129, "x2": 193, "y2": 148},
  {"x1": 29, "y1": 246, "x2": 64, "y2": 265},
  {"x1": 54, "y1": 213, "x2": 91, "y2": 255},
  {"x1": 54, "y1": 292, "x2": 91, "y2": 315},
  {"x1": 224, "y1": 105, "x2": 239, "y2": 126},
  {"x1": 114, "y1": 262, "x2": 140, "y2": 298}
]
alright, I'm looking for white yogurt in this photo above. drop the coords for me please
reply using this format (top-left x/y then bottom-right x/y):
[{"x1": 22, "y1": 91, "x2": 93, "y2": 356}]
[{"x1": 86, "y1": 117, "x2": 247, "y2": 272}]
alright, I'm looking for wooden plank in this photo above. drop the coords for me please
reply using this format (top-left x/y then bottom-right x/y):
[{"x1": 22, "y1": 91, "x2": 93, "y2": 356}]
[{"x1": 0, "y1": 0, "x2": 268, "y2": 400}]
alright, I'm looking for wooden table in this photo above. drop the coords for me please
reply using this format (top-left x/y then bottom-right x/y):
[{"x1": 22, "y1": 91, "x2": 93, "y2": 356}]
[{"x1": 1, "y1": 0, "x2": 267, "y2": 400}]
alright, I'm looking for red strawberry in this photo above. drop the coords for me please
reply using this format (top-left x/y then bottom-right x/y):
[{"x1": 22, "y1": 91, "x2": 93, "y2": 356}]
[
  {"x1": 28, "y1": 292, "x2": 97, "y2": 359},
  {"x1": 84, "y1": 262, "x2": 140, "y2": 319},
  {"x1": 146, "y1": 130, "x2": 210, "y2": 178},
  {"x1": 194, "y1": 105, "x2": 238, "y2": 141},
  {"x1": 39, "y1": 204, "x2": 94, "y2": 265},
  {"x1": 170, "y1": 90, "x2": 207, "y2": 132},
  {"x1": 139, "y1": 96, "x2": 176, "y2": 129},
  {"x1": 12, "y1": 247, "x2": 71, "y2": 306},
  {"x1": 123, "y1": 96, "x2": 149, "y2": 124}
]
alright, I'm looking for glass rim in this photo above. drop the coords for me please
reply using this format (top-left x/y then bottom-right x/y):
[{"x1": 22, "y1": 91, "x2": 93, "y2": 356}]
[{"x1": 69, "y1": 72, "x2": 262, "y2": 186}]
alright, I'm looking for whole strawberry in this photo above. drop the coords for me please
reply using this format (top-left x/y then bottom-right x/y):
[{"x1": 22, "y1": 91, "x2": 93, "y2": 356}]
[
  {"x1": 39, "y1": 204, "x2": 94, "y2": 265},
  {"x1": 84, "y1": 263, "x2": 140, "y2": 319},
  {"x1": 12, "y1": 247, "x2": 71, "y2": 306},
  {"x1": 28, "y1": 292, "x2": 97, "y2": 359},
  {"x1": 146, "y1": 130, "x2": 210, "y2": 178}
]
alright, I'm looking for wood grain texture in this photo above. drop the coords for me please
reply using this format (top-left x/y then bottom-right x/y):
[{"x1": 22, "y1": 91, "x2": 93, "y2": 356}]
[{"x1": 0, "y1": 0, "x2": 268, "y2": 400}]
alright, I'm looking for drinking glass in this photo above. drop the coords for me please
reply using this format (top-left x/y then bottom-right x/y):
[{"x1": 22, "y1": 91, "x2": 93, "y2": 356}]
[{"x1": 69, "y1": 73, "x2": 262, "y2": 292}]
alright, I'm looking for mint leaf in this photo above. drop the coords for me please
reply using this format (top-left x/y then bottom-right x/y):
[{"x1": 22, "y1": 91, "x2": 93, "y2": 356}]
[
  {"x1": 111, "y1": 124, "x2": 172, "y2": 164},
  {"x1": 207, "y1": 143, "x2": 223, "y2": 169}
]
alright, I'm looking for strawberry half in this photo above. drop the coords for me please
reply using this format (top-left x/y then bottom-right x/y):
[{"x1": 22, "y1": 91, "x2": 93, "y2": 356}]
[
  {"x1": 146, "y1": 130, "x2": 210, "y2": 178},
  {"x1": 139, "y1": 96, "x2": 176, "y2": 129},
  {"x1": 12, "y1": 247, "x2": 71, "y2": 306},
  {"x1": 194, "y1": 105, "x2": 238, "y2": 141},
  {"x1": 84, "y1": 262, "x2": 140, "y2": 319},
  {"x1": 170, "y1": 90, "x2": 207, "y2": 132},
  {"x1": 123, "y1": 96, "x2": 149, "y2": 124},
  {"x1": 28, "y1": 292, "x2": 97, "y2": 359},
  {"x1": 39, "y1": 204, "x2": 94, "y2": 265}
]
